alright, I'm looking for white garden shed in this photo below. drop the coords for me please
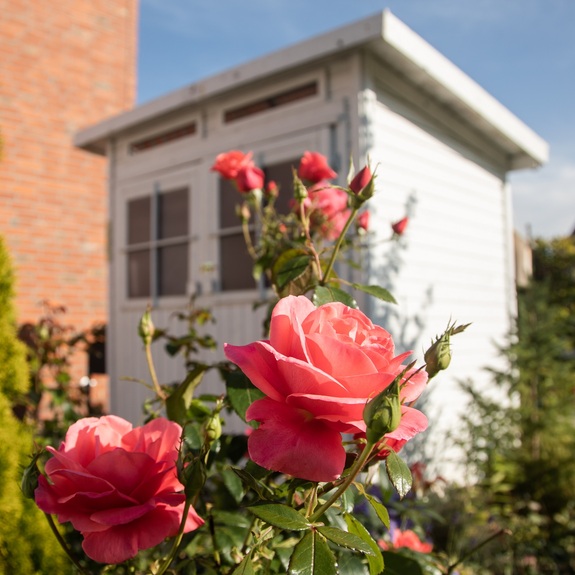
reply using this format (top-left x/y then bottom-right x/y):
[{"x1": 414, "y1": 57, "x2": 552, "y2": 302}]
[{"x1": 75, "y1": 10, "x2": 547, "y2": 463}]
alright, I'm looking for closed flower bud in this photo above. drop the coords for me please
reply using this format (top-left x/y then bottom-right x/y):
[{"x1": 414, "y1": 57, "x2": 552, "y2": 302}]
[
  {"x1": 363, "y1": 379, "x2": 402, "y2": 444},
  {"x1": 265, "y1": 180, "x2": 279, "y2": 198},
  {"x1": 138, "y1": 307, "x2": 155, "y2": 346},
  {"x1": 292, "y1": 170, "x2": 308, "y2": 203},
  {"x1": 202, "y1": 413, "x2": 222, "y2": 447},
  {"x1": 237, "y1": 203, "x2": 251, "y2": 222},
  {"x1": 424, "y1": 321, "x2": 470, "y2": 380},
  {"x1": 21, "y1": 450, "x2": 43, "y2": 499},
  {"x1": 391, "y1": 216, "x2": 409, "y2": 236},
  {"x1": 180, "y1": 456, "x2": 207, "y2": 500},
  {"x1": 349, "y1": 166, "x2": 375, "y2": 206}
]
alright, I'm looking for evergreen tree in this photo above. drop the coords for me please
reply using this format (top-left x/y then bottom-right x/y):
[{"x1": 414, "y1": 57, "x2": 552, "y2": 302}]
[{"x1": 0, "y1": 235, "x2": 69, "y2": 574}]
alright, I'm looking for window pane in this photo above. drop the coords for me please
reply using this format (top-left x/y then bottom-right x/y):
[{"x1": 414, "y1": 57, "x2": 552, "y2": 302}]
[
  {"x1": 219, "y1": 178, "x2": 240, "y2": 229},
  {"x1": 264, "y1": 159, "x2": 299, "y2": 215},
  {"x1": 128, "y1": 249, "x2": 150, "y2": 298},
  {"x1": 127, "y1": 197, "x2": 151, "y2": 244},
  {"x1": 220, "y1": 233, "x2": 256, "y2": 291},
  {"x1": 158, "y1": 243, "x2": 188, "y2": 296},
  {"x1": 159, "y1": 188, "x2": 188, "y2": 239}
]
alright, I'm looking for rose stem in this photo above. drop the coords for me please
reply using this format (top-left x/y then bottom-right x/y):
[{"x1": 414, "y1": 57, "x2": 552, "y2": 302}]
[
  {"x1": 144, "y1": 338, "x2": 166, "y2": 401},
  {"x1": 321, "y1": 207, "x2": 359, "y2": 286},
  {"x1": 154, "y1": 500, "x2": 192, "y2": 575},
  {"x1": 43, "y1": 513, "x2": 90, "y2": 575},
  {"x1": 308, "y1": 440, "x2": 375, "y2": 522}
]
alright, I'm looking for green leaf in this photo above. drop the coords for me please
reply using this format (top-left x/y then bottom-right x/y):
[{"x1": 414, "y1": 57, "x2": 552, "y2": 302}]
[
  {"x1": 221, "y1": 467, "x2": 245, "y2": 504},
  {"x1": 344, "y1": 514, "x2": 384, "y2": 575},
  {"x1": 313, "y1": 285, "x2": 358, "y2": 308},
  {"x1": 165, "y1": 365, "x2": 209, "y2": 424},
  {"x1": 380, "y1": 552, "x2": 424, "y2": 575},
  {"x1": 338, "y1": 553, "x2": 370, "y2": 575},
  {"x1": 231, "y1": 467, "x2": 275, "y2": 500},
  {"x1": 352, "y1": 283, "x2": 397, "y2": 304},
  {"x1": 355, "y1": 484, "x2": 390, "y2": 529},
  {"x1": 231, "y1": 553, "x2": 255, "y2": 575},
  {"x1": 316, "y1": 526, "x2": 375, "y2": 556},
  {"x1": 248, "y1": 504, "x2": 310, "y2": 531},
  {"x1": 274, "y1": 250, "x2": 311, "y2": 289},
  {"x1": 385, "y1": 451, "x2": 413, "y2": 499},
  {"x1": 288, "y1": 531, "x2": 337, "y2": 575},
  {"x1": 222, "y1": 368, "x2": 265, "y2": 422}
]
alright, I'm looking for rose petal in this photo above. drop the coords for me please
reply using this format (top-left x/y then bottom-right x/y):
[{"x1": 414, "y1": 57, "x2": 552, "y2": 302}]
[
  {"x1": 386, "y1": 406, "x2": 428, "y2": 441},
  {"x1": 269, "y1": 295, "x2": 315, "y2": 360},
  {"x1": 246, "y1": 398, "x2": 345, "y2": 481}
]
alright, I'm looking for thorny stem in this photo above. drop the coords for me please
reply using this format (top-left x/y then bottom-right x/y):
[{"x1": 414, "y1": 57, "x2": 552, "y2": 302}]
[
  {"x1": 299, "y1": 200, "x2": 323, "y2": 282},
  {"x1": 321, "y1": 207, "x2": 359, "y2": 285},
  {"x1": 308, "y1": 440, "x2": 375, "y2": 522},
  {"x1": 44, "y1": 513, "x2": 90, "y2": 575},
  {"x1": 445, "y1": 528, "x2": 511, "y2": 574},
  {"x1": 241, "y1": 214, "x2": 259, "y2": 261},
  {"x1": 154, "y1": 499, "x2": 193, "y2": 575}
]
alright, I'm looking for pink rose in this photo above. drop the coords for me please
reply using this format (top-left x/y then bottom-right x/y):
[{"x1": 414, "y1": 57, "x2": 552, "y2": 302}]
[
  {"x1": 308, "y1": 181, "x2": 351, "y2": 240},
  {"x1": 379, "y1": 529, "x2": 433, "y2": 553},
  {"x1": 391, "y1": 216, "x2": 409, "y2": 236},
  {"x1": 211, "y1": 150, "x2": 253, "y2": 179},
  {"x1": 236, "y1": 163, "x2": 265, "y2": 192},
  {"x1": 34, "y1": 415, "x2": 204, "y2": 564},
  {"x1": 298, "y1": 151, "x2": 337, "y2": 183},
  {"x1": 224, "y1": 296, "x2": 427, "y2": 482}
]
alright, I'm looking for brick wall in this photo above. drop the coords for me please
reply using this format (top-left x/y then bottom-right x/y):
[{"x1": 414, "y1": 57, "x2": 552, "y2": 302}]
[{"x1": 0, "y1": 0, "x2": 138, "y2": 393}]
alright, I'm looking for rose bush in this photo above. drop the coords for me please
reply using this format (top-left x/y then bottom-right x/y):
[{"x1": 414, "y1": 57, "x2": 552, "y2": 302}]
[
  {"x1": 306, "y1": 180, "x2": 351, "y2": 240},
  {"x1": 34, "y1": 415, "x2": 204, "y2": 564},
  {"x1": 224, "y1": 295, "x2": 428, "y2": 482}
]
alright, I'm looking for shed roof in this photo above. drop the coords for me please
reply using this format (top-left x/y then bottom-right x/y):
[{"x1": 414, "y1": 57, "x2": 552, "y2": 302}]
[{"x1": 75, "y1": 10, "x2": 548, "y2": 170}]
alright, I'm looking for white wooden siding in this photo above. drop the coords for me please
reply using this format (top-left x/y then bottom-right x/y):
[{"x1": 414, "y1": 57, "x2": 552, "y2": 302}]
[{"x1": 363, "y1": 83, "x2": 514, "y2": 466}]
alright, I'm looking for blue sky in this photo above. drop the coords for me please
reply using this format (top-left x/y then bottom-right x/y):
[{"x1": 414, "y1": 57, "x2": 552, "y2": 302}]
[{"x1": 138, "y1": 0, "x2": 575, "y2": 238}]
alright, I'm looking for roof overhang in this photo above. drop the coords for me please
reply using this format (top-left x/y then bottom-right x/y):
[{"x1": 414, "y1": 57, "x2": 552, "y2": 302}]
[{"x1": 75, "y1": 10, "x2": 548, "y2": 170}]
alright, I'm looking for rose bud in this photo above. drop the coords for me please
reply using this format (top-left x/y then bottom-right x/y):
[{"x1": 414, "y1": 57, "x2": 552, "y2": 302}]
[
  {"x1": 138, "y1": 307, "x2": 155, "y2": 346},
  {"x1": 357, "y1": 211, "x2": 370, "y2": 232},
  {"x1": 363, "y1": 377, "x2": 402, "y2": 444},
  {"x1": 349, "y1": 166, "x2": 375, "y2": 205},
  {"x1": 424, "y1": 322, "x2": 470, "y2": 379},
  {"x1": 265, "y1": 180, "x2": 279, "y2": 198},
  {"x1": 391, "y1": 216, "x2": 409, "y2": 236}
]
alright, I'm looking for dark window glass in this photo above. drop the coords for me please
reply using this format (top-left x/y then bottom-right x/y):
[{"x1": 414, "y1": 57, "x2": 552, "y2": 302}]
[
  {"x1": 158, "y1": 244, "x2": 188, "y2": 296},
  {"x1": 264, "y1": 159, "x2": 298, "y2": 215},
  {"x1": 159, "y1": 188, "x2": 188, "y2": 239},
  {"x1": 219, "y1": 178, "x2": 240, "y2": 229},
  {"x1": 128, "y1": 249, "x2": 151, "y2": 298},
  {"x1": 220, "y1": 233, "x2": 255, "y2": 291},
  {"x1": 128, "y1": 197, "x2": 151, "y2": 244}
]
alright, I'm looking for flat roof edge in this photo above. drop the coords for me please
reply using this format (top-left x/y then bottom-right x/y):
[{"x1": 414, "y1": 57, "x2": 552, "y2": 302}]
[{"x1": 75, "y1": 10, "x2": 548, "y2": 168}]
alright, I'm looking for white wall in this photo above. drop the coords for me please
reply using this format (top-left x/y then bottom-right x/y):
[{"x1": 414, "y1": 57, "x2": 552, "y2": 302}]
[{"x1": 362, "y1": 76, "x2": 515, "y2": 471}]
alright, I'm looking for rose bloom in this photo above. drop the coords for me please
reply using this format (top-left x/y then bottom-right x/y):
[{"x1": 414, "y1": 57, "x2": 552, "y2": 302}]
[
  {"x1": 211, "y1": 150, "x2": 253, "y2": 179},
  {"x1": 35, "y1": 416, "x2": 204, "y2": 564},
  {"x1": 379, "y1": 529, "x2": 433, "y2": 553},
  {"x1": 224, "y1": 296, "x2": 427, "y2": 482},
  {"x1": 298, "y1": 151, "x2": 337, "y2": 183},
  {"x1": 308, "y1": 180, "x2": 351, "y2": 241},
  {"x1": 236, "y1": 163, "x2": 265, "y2": 192}
]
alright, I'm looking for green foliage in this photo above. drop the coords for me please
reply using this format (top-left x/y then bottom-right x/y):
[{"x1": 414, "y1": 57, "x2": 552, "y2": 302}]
[
  {"x1": 437, "y1": 236, "x2": 575, "y2": 574},
  {"x1": 0, "y1": 237, "x2": 69, "y2": 573}
]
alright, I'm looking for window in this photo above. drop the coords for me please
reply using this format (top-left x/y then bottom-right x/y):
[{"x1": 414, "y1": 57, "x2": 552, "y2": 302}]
[
  {"x1": 127, "y1": 188, "x2": 189, "y2": 299},
  {"x1": 218, "y1": 158, "x2": 298, "y2": 291}
]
